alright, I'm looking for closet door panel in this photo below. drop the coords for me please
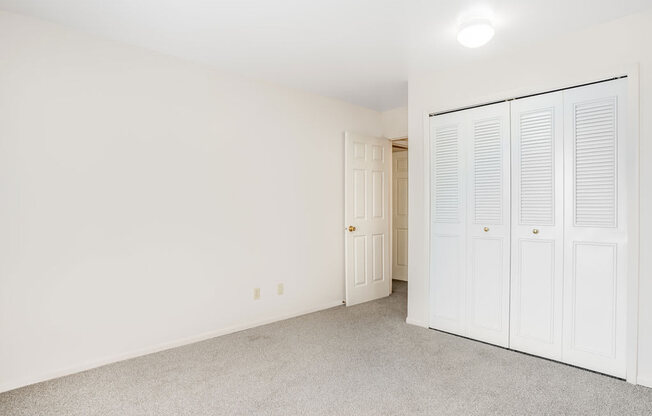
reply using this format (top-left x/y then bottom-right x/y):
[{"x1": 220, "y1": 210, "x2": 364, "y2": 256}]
[
  {"x1": 466, "y1": 102, "x2": 511, "y2": 347},
  {"x1": 431, "y1": 236, "x2": 463, "y2": 326},
  {"x1": 562, "y1": 79, "x2": 628, "y2": 378},
  {"x1": 429, "y1": 112, "x2": 467, "y2": 335},
  {"x1": 509, "y1": 93, "x2": 564, "y2": 360},
  {"x1": 469, "y1": 237, "x2": 505, "y2": 330},
  {"x1": 514, "y1": 239, "x2": 556, "y2": 338}
]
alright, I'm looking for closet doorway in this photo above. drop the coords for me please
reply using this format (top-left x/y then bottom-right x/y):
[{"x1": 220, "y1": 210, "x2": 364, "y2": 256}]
[{"x1": 428, "y1": 77, "x2": 639, "y2": 380}]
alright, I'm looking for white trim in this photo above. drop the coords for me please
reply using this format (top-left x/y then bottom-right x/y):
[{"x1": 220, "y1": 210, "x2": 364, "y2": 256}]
[
  {"x1": 422, "y1": 109, "x2": 432, "y2": 331},
  {"x1": 406, "y1": 316, "x2": 429, "y2": 328},
  {"x1": 423, "y1": 64, "x2": 640, "y2": 384},
  {"x1": 390, "y1": 147, "x2": 394, "y2": 291},
  {"x1": 0, "y1": 299, "x2": 344, "y2": 394},
  {"x1": 625, "y1": 65, "x2": 641, "y2": 385},
  {"x1": 424, "y1": 65, "x2": 636, "y2": 116},
  {"x1": 638, "y1": 375, "x2": 652, "y2": 389}
]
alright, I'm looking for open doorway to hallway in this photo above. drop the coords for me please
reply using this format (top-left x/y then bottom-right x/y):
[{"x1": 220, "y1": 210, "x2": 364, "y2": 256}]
[
  {"x1": 343, "y1": 133, "x2": 407, "y2": 309},
  {"x1": 391, "y1": 137, "x2": 407, "y2": 311},
  {"x1": 392, "y1": 137, "x2": 408, "y2": 282}
]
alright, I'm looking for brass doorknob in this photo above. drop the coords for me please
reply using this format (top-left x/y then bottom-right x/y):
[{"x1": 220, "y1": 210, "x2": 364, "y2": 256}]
[
  {"x1": 348, "y1": 226, "x2": 356, "y2": 232},
  {"x1": 483, "y1": 227, "x2": 489, "y2": 232},
  {"x1": 533, "y1": 229, "x2": 539, "y2": 234}
]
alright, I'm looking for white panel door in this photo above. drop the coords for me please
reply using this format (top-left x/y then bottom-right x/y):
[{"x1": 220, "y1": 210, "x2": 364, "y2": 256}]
[
  {"x1": 562, "y1": 79, "x2": 628, "y2": 377},
  {"x1": 510, "y1": 92, "x2": 564, "y2": 360},
  {"x1": 466, "y1": 102, "x2": 511, "y2": 347},
  {"x1": 345, "y1": 132, "x2": 391, "y2": 306},
  {"x1": 392, "y1": 150, "x2": 408, "y2": 281},
  {"x1": 429, "y1": 111, "x2": 467, "y2": 336}
]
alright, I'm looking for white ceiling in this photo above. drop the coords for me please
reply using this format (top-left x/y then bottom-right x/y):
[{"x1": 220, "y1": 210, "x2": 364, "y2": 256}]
[{"x1": 2, "y1": 0, "x2": 651, "y2": 111}]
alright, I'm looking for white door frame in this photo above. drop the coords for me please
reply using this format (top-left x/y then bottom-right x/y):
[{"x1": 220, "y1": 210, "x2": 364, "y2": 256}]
[{"x1": 422, "y1": 66, "x2": 640, "y2": 384}]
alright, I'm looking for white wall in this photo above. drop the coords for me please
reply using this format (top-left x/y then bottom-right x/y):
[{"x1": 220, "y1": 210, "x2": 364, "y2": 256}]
[
  {"x1": 381, "y1": 106, "x2": 408, "y2": 139},
  {"x1": 0, "y1": 10, "x2": 382, "y2": 392},
  {"x1": 408, "y1": 9, "x2": 652, "y2": 387}
]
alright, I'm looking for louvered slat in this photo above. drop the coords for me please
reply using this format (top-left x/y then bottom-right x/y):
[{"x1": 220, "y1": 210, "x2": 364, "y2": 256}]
[
  {"x1": 520, "y1": 109, "x2": 554, "y2": 225},
  {"x1": 574, "y1": 98, "x2": 617, "y2": 227},
  {"x1": 473, "y1": 118, "x2": 502, "y2": 224},
  {"x1": 433, "y1": 126, "x2": 459, "y2": 223}
]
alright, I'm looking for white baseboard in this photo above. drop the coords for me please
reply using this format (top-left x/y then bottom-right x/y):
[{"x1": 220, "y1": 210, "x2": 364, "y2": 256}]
[
  {"x1": 405, "y1": 316, "x2": 428, "y2": 328},
  {"x1": 0, "y1": 299, "x2": 343, "y2": 394},
  {"x1": 637, "y1": 375, "x2": 652, "y2": 389}
]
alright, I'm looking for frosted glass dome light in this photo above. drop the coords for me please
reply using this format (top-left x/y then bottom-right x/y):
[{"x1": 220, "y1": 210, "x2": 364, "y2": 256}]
[{"x1": 457, "y1": 19, "x2": 495, "y2": 48}]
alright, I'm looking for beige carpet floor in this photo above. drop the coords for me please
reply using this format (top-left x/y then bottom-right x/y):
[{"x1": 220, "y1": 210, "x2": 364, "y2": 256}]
[{"x1": 2, "y1": 280, "x2": 652, "y2": 415}]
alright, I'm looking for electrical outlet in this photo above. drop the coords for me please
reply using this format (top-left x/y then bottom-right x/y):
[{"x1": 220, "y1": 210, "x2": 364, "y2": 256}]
[
  {"x1": 277, "y1": 283, "x2": 284, "y2": 295},
  {"x1": 253, "y1": 288, "x2": 260, "y2": 300}
]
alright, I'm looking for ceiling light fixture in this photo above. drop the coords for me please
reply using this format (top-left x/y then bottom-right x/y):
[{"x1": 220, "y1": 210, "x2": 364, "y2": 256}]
[{"x1": 457, "y1": 18, "x2": 495, "y2": 48}]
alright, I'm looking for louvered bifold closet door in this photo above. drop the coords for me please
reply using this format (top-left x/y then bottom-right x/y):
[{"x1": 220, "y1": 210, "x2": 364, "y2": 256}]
[
  {"x1": 562, "y1": 79, "x2": 628, "y2": 378},
  {"x1": 429, "y1": 111, "x2": 468, "y2": 336},
  {"x1": 466, "y1": 102, "x2": 511, "y2": 347},
  {"x1": 509, "y1": 92, "x2": 564, "y2": 360}
]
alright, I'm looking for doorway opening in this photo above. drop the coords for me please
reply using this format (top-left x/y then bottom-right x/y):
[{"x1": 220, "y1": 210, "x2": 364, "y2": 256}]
[
  {"x1": 391, "y1": 137, "x2": 408, "y2": 302},
  {"x1": 343, "y1": 133, "x2": 408, "y2": 311}
]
